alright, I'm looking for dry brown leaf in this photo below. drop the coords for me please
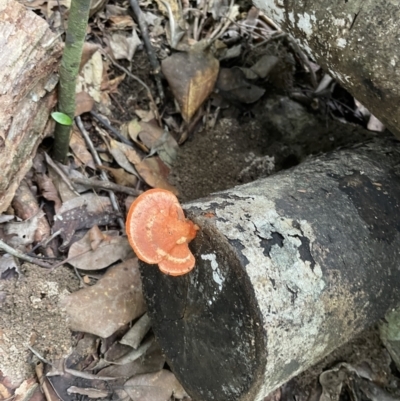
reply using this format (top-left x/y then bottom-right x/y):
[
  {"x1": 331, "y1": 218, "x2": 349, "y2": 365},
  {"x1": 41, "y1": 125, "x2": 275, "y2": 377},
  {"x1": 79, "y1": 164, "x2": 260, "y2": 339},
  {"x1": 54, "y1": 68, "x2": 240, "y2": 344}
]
[
  {"x1": 80, "y1": 42, "x2": 101, "y2": 71},
  {"x1": 35, "y1": 173, "x2": 62, "y2": 212},
  {"x1": 77, "y1": 50, "x2": 103, "y2": 103},
  {"x1": 63, "y1": 258, "x2": 146, "y2": 338},
  {"x1": 67, "y1": 228, "x2": 134, "y2": 270},
  {"x1": 124, "y1": 370, "x2": 188, "y2": 401},
  {"x1": 70, "y1": 129, "x2": 96, "y2": 169},
  {"x1": 98, "y1": 340, "x2": 165, "y2": 378},
  {"x1": 99, "y1": 166, "x2": 138, "y2": 187},
  {"x1": 125, "y1": 118, "x2": 179, "y2": 166},
  {"x1": 75, "y1": 91, "x2": 95, "y2": 116},
  {"x1": 135, "y1": 157, "x2": 178, "y2": 194},
  {"x1": 109, "y1": 139, "x2": 140, "y2": 176},
  {"x1": 3, "y1": 211, "x2": 45, "y2": 248},
  {"x1": 216, "y1": 67, "x2": 265, "y2": 104},
  {"x1": 108, "y1": 15, "x2": 135, "y2": 30},
  {"x1": 133, "y1": 109, "x2": 156, "y2": 122},
  {"x1": 162, "y1": 45, "x2": 219, "y2": 122},
  {"x1": 108, "y1": 30, "x2": 142, "y2": 61}
]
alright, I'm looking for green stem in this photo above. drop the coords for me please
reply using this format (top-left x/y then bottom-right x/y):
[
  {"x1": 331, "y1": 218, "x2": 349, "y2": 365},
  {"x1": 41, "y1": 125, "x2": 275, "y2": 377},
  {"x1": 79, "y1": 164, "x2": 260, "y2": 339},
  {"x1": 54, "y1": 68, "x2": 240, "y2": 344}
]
[{"x1": 53, "y1": 0, "x2": 91, "y2": 163}]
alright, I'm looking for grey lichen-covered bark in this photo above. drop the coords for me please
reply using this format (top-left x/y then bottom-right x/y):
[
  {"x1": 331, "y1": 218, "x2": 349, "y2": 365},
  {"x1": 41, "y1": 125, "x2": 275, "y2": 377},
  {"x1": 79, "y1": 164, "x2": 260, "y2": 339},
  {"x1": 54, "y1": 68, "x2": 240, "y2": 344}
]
[
  {"x1": 140, "y1": 138, "x2": 400, "y2": 401},
  {"x1": 251, "y1": 0, "x2": 400, "y2": 139}
]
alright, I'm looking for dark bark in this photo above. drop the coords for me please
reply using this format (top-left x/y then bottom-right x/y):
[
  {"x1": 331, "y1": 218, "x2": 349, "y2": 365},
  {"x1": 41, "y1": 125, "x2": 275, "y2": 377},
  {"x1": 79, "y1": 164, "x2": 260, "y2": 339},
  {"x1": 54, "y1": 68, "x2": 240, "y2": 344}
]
[
  {"x1": 252, "y1": 0, "x2": 400, "y2": 139},
  {"x1": 140, "y1": 138, "x2": 400, "y2": 401}
]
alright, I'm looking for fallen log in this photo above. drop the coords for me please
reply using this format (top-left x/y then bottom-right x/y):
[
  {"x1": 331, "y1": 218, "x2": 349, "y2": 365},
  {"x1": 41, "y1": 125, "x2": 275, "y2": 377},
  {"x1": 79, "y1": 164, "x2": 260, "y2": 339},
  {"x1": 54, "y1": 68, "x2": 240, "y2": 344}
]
[
  {"x1": 251, "y1": 0, "x2": 400, "y2": 139},
  {"x1": 0, "y1": 0, "x2": 62, "y2": 213},
  {"x1": 140, "y1": 137, "x2": 400, "y2": 401}
]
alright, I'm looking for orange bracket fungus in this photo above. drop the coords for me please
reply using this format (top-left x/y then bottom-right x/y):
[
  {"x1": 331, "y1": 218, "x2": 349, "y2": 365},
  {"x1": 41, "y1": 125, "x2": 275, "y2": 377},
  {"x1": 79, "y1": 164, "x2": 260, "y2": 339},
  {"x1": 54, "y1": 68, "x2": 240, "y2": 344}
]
[{"x1": 126, "y1": 189, "x2": 199, "y2": 276}]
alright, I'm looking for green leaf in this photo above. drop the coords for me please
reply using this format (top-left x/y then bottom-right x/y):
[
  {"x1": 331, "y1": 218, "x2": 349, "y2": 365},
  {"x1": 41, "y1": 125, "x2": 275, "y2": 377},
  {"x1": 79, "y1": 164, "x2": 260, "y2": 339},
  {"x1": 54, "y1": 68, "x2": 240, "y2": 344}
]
[{"x1": 52, "y1": 112, "x2": 73, "y2": 126}]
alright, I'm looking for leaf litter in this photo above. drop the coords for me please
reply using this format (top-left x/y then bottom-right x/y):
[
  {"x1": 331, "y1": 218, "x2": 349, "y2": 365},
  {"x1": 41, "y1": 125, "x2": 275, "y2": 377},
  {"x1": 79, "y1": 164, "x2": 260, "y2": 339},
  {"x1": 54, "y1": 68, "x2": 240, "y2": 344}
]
[{"x1": 0, "y1": 0, "x2": 396, "y2": 398}]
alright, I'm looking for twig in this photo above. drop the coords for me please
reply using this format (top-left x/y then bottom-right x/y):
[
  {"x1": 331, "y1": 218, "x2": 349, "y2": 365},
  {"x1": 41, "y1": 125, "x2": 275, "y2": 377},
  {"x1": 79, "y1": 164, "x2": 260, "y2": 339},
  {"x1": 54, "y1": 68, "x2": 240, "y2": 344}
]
[
  {"x1": 0, "y1": 239, "x2": 53, "y2": 268},
  {"x1": 28, "y1": 229, "x2": 63, "y2": 256},
  {"x1": 70, "y1": 176, "x2": 142, "y2": 196},
  {"x1": 90, "y1": 111, "x2": 135, "y2": 146},
  {"x1": 28, "y1": 345, "x2": 52, "y2": 365},
  {"x1": 209, "y1": 0, "x2": 235, "y2": 41},
  {"x1": 44, "y1": 152, "x2": 80, "y2": 195},
  {"x1": 160, "y1": 0, "x2": 185, "y2": 48},
  {"x1": 75, "y1": 117, "x2": 125, "y2": 231},
  {"x1": 129, "y1": 0, "x2": 165, "y2": 101},
  {"x1": 35, "y1": 362, "x2": 61, "y2": 401}
]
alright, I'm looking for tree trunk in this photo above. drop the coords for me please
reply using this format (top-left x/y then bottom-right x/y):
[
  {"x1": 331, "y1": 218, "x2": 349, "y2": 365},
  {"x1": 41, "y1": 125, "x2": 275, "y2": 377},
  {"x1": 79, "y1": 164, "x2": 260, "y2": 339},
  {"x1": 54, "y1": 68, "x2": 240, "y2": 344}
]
[
  {"x1": 251, "y1": 0, "x2": 400, "y2": 139},
  {"x1": 140, "y1": 138, "x2": 400, "y2": 401},
  {"x1": 0, "y1": 0, "x2": 62, "y2": 213}
]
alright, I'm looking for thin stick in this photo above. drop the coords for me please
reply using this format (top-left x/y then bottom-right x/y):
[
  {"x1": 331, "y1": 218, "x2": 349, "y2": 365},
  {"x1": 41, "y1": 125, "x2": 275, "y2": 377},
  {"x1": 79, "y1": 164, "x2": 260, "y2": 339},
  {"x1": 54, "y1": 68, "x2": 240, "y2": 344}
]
[
  {"x1": 44, "y1": 152, "x2": 80, "y2": 195},
  {"x1": 90, "y1": 111, "x2": 134, "y2": 146},
  {"x1": 70, "y1": 176, "x2": 142, "y2": 196},
  {"x1": 76, "y1": 117, "x2": 125, "y2": 231},
  {"x1": 129, "y1": 0, "x2": 165, "y2": 101},
  {"x1": 0, "y1": 239, "x2": 53, "y2": 268}
]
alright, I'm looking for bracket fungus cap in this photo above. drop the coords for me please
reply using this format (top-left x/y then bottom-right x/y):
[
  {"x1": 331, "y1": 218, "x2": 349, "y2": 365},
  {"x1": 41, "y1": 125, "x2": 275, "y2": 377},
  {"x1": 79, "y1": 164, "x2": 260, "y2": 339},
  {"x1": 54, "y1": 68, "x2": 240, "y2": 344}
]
[{"x1": 126, "y1": 188, "x2": 199, "y2": 276}]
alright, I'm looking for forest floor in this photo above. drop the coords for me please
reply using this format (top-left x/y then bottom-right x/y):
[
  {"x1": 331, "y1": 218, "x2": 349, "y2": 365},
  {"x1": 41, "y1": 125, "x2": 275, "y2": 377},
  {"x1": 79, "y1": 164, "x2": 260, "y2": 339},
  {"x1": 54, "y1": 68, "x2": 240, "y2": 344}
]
[{"x1": 1, "y1": 0, "x2": 399, "y2": 400}]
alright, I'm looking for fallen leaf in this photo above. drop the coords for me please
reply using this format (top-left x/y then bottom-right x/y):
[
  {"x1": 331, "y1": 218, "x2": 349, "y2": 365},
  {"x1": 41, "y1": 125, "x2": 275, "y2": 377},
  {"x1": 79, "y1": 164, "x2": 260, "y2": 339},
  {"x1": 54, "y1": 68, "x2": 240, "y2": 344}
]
[
  {"x1": 67, "y1": 386, "x2": 109, "y2": 398},
  {"x1": 75, "y1": 91, "x2": 95, "y2": 116},
  {"x1": 107, "y1": 15, "x2": 135, "y2": 30},
  {"x1": 126, "y1": 119, "x2": 178, "y2": 166},
  {"x1": 161, "y1": 44, "x2": 219, "y2": 122},
  {"x1": 109, "y1": 139, "x2": 140, "y2": 176},
  {"x1": 80, "y1": 43, "x2": 101, "y2": 72},
  {"x1": 53, "y1": 194, "x2": 118, "y2": 249},
  {"x1": 120, "y1": 313, "x2": 151, "y2": 349},
  {"x1": 135, "y1": 157, "x2": 178, "y2": 194},
  {"x1": 64, "y1": 258, "x2": 146, "y2": 338},
  {"x1": 99, "y1": 166, "x2": 138, "y2": 187},
  {"x1": 124, "y1": 370, "x2": 188, "y2": 401},
  {"x1": 108, "y1": 30, "x2": 142, "y2": 61},
  {"x1": 0, "y1": 254, "x2": 20, "y2": 279},
  {"x1": 67, "y1": 228, "x2": 134, "y2": 270},
  {"x1": 105, "y1": 336, "x2": 154, "y2": 364},
  {"x1": 77, "y1": 50, "x2": 103, "y2": 103},
  {"x1": 216, "y1": 67, "x2": 265, "y2": 104},
  {"x1": 70, "y1": 129, "x2": 96, "y2": 169},
  {"x1": 97, "y1": 340, "x2": 165, "y2": 378},
  {"x1": 3, "y1": 211, "x2": 45, "y2": 248},
  {"x1": 367, "y1": 114, "x2": 385, "y2": 132},
  {"x1": 35, "y1": 173, "x2": 63, "y2": 212}
]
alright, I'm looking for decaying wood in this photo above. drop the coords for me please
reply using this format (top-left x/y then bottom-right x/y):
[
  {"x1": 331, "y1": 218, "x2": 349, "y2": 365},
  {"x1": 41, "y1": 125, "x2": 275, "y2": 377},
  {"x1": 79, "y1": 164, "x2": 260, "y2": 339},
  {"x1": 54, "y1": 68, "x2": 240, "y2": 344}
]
[
  {"x1": 140, "y1": 138, "x2": 400, "y2": 401},
  {"x1": 0, "y1": 0, "x2": 62, "y2": 213},
  {"x1": 252, "y1": 0, "x2": 400, "y2": 139}
]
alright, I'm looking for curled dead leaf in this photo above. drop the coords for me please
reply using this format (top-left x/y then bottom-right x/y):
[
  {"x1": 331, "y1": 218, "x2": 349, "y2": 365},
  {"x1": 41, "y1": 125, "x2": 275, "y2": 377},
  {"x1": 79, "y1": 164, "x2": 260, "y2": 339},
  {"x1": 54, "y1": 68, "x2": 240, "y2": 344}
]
[{"x1": 162, "y1": 44, "x2": 219, "y2": 122}]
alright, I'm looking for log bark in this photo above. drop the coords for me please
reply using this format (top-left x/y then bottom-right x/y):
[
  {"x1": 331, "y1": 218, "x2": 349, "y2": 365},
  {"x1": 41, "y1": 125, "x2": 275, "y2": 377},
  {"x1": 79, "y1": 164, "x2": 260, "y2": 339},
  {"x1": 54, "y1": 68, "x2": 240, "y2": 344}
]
[
  {"x1": 0, "y1": 0, "x2": 62, "y2": 213},
  {"x1": 251, "y1": 0, "x2": 400, "y2": 139},
  {"x1": 140, "y1": 138, "x2": 400, "y2": 401}
]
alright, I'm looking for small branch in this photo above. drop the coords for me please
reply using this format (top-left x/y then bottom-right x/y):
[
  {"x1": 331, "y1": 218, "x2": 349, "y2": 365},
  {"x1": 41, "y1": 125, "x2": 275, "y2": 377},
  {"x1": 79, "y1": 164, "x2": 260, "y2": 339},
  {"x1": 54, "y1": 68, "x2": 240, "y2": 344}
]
[
  {"x1": 75, "y1": 117, "x2": 125, "y2": 230},
  {"x1": 70, "y1": 176, "x2": 142, "y2": 196},
  {"x1": 0, "y1": 239, "x2": 53, "y2": 268},
  {"x1": 129, "y1": 0, "x2": 165, "y2": 102},
  {"x1": 90, "y1": 111, "x2": 135, "y2": 146}
]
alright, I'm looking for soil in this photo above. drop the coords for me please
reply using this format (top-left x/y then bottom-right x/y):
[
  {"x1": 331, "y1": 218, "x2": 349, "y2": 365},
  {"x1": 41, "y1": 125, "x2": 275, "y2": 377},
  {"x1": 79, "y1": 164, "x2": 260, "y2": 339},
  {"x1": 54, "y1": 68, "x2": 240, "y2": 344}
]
[{"x1": 0, "y1": 264, "x2": 80, "y2": 384}]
